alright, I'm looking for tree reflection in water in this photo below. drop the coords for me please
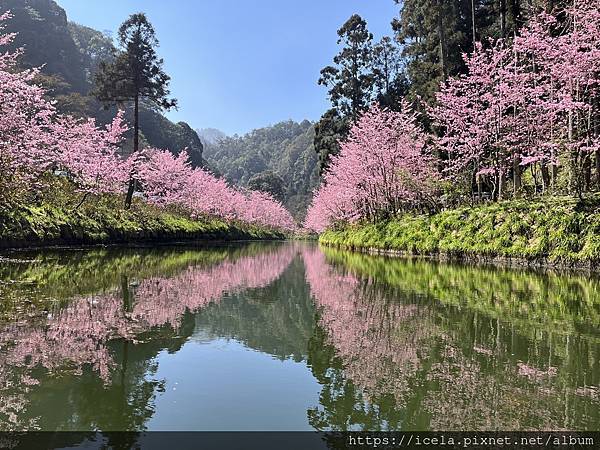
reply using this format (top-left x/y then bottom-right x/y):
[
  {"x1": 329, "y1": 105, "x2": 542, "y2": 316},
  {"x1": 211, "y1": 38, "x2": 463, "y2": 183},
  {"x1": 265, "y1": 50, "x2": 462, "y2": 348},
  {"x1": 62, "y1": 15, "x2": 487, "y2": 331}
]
[
  {"x1": 302, "y1": 247, "x2": 600, "y2": 431},
  {"x1": 0, "y1": 243, "x2": 598, "y2": 433},
  {"x1": 0, "y1": 244, "x2": 297, "y2": 430}
]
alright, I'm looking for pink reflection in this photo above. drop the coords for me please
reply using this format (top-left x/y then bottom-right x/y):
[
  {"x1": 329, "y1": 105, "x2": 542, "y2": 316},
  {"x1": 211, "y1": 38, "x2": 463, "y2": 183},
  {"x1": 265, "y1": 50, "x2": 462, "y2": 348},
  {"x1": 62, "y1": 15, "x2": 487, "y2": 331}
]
[
  {"x1": 301, "y1": 247, "x2": 599, "y2": 431},
  {"x1": 0, "y1": 245, "x2": 296, "y2": 429},
  {"x1": 302, "y1": 247, "x2": 426, "y2": 407}
]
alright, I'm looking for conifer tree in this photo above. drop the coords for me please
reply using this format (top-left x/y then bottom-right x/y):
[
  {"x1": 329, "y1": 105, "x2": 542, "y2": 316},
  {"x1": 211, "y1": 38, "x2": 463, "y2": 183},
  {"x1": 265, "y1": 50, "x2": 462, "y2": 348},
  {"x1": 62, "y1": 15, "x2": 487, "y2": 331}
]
[{"x1": 94, "y1": 13, "x2": 176, "y2": 209}]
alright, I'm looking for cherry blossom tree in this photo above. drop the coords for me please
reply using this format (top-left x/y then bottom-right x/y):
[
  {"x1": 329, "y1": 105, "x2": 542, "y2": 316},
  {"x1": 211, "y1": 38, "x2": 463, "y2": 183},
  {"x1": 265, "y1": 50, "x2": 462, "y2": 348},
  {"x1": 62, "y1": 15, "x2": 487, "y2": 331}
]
[
  {"x1": 0, "y1": 12, "x2": 57, "y2": 203},
  {"x1": 0, "y1": 13, "x2": 297, "y2": 232},
  {"x1": 305, "y1": 103, "x2": 438, "y2": 232},
  {"x1": 134, "y1": 148, "x2": 194, "y2": 206},
  {"x1": 433, "y1": 0, "x2": 600, "y2": 199},
  {"x1": 514, "y1": 1, "x2": 600, "y2": 194},
  {"x1": 0, "y1": 13, "x2": 131, "y2": 206},
  {"x1": 54, "y1": 112, "x2": 130, "y2": 200},
  {"x1": 134, "y1": 148, "x2": 297, "y2": 231},
  {"x1": 432, "y1": 41, "x2": 514, "y2": 199}
]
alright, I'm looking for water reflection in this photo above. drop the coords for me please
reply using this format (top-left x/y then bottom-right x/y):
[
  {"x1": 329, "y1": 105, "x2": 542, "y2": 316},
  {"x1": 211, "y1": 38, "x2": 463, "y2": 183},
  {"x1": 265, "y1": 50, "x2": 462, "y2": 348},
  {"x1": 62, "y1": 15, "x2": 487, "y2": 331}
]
[
  {"x1": 0, "y1": 244, "x2": 296, "y2": 430},
  {"x1": 304, "y1": 247, "x2": 600, "y2": 431},
  {"x1": 0, "y1": 242, "x2": 598, "y2": 434}
]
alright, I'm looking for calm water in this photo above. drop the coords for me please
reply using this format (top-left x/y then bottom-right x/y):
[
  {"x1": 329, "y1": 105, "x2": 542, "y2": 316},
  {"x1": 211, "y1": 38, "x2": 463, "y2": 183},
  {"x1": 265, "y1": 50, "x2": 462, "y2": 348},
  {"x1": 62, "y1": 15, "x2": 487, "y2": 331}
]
[{"x1": 0, "y1": 242, "x2": 599, "y2": 432}]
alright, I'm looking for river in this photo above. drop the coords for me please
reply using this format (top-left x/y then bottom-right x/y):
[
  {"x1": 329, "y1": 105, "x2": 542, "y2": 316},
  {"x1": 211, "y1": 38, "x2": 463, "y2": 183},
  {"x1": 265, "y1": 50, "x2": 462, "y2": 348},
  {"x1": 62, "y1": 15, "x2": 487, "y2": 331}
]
[{"x1": 0, "y1": 242, "x2": 598, "y2": 433}]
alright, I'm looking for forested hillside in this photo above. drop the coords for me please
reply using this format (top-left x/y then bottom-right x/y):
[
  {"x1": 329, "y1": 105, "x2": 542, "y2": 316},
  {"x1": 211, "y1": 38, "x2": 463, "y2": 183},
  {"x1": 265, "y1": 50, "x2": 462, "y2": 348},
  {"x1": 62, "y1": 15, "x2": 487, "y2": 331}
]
[
  {"x1": 0, "y1": 0, "x2": 204, "y2": 166},
  {"x1": 203, "y1": 121, "x2": 320, "y2": 220}
]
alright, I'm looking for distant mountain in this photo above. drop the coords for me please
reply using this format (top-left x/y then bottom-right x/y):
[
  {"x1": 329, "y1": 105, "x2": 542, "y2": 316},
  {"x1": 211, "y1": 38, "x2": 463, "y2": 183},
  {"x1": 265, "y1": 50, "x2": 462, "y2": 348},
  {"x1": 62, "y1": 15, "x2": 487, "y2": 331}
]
[
  {"x1": 204, "y1": 120, "x2": 320, "y2": 220},
  {"x1": 197, "y1": 128, "x2": 228, "y2": 146},
  {"x1": 0, "y1": 0, "x2": 204, "y2": 166}
]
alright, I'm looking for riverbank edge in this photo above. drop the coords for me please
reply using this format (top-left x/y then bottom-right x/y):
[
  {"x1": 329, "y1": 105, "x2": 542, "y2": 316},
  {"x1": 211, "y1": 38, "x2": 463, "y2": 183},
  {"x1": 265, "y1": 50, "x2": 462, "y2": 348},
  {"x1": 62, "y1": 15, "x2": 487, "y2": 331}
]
[
  {"x1": 318, "y1": 242, "x2": 600, "y2": 272},
  {"x1": 318, "y1": 198, "x2": 600, "y2": 272},
  {"x1": 0, "y1": 202, "x2": 285, "y2": 250}
]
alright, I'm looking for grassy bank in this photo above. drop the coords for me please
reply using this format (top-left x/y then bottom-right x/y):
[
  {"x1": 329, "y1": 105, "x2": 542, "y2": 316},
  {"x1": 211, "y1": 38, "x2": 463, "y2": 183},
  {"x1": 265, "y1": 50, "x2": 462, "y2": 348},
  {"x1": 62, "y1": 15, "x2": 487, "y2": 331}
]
[
  {"x1": 320, "y1": 197, "x2": 600, "y2": 267},
  {"x1": 0, "y1": 194, "x2": 284, "y2": 248}
]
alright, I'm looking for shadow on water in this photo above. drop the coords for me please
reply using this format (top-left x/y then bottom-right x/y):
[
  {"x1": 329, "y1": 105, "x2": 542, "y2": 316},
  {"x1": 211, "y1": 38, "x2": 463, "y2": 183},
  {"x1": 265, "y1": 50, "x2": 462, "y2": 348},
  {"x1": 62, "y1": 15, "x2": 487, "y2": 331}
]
[{"x1": 0, "y1": 241, "x2": 598, "y2": 442}]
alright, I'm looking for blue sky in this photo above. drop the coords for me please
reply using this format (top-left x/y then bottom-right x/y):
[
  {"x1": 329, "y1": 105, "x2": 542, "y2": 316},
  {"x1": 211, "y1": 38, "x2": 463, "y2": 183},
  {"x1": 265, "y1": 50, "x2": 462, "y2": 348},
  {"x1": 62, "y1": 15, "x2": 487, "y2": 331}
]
[{"x1": 56, "y1": 0, "x2": 399, "y2": 136}]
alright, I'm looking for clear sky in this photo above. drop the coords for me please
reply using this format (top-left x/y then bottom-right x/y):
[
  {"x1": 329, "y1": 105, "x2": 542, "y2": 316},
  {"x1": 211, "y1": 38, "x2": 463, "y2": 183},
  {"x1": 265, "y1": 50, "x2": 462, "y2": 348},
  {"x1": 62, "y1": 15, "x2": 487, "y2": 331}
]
[{"x1": 55, "y1": 0, "x2": 399, "y2": 136}]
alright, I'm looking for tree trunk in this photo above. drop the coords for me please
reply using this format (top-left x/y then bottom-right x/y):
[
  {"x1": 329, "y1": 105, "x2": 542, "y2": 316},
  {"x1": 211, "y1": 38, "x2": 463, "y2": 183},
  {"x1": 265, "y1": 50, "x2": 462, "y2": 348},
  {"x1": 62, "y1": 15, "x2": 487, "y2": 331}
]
[
  {"x1": 471, "y1": 0, "x2": 477, "y2": 48},
  {"x1": 513, "y1": 155, "x2": 521, "y2": 197},
  {"x1": 583, "y1": 153, "x2": 592, "y2": 192},
  {"x1": 437, "y1": 0, "x2": 447, "y2": 79},
  {"x1": 124, "y1": 93, "x2": 139, "y2": 209},
  {"x1": 541, "y1": 164, "x2": 550, "y2": 193},
  {"x1": 500, "y1": 0, "x2": 507, "y2": 38},
  {"x1": 568, "y1": 109, "x2": 573, "y2": 191}
]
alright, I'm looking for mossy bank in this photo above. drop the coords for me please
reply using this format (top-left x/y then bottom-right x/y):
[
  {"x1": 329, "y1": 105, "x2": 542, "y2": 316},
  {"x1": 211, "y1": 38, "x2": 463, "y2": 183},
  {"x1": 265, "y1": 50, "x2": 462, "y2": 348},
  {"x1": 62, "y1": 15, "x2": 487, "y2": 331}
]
[
  {"x1": 319, "y1": 197, "x2": 600, "y2": 270},
  {"x1": 0, "y1": 197, "x2": 284, "y2": 249}
]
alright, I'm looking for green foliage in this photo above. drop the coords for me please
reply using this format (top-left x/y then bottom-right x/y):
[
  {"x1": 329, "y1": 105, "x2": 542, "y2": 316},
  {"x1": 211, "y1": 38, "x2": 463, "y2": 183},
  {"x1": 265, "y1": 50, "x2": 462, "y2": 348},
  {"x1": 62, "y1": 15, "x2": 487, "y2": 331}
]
[
  {"x1": 248, "y1": 171, "x2": 286, "y2": 202},
  {"x1": 318, "y1": 14, "x2": 374, "y2": 121},
  {"x1": 371, "y1": 36, "x2": 410, "y2": 110},
  {"x1": 392, "y1": 0, "x2": 472, "y2": 105},
  {"x1": 320, "y1": 196, "x2": 600, "y2": 265},
  {"x1": 313, "y1": 108, "x2": 350, "y2": 174},
  {"x1": 204, "y1": 120, "x2": 319, "y2": 220},
  {"x1": 0, "y1": 184, "x2": 283, "y2": 248}
]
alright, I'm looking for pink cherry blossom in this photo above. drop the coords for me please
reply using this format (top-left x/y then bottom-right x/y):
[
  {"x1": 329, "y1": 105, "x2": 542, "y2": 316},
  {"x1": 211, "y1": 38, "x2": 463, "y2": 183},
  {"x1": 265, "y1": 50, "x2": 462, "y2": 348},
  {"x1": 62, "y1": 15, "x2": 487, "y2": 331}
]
[
  {"x1": 0, "y1": 13, "x2": 296, "y2": 232},
  {"x1": 305, "y1": 102, "x2": 438, "y2": 232}
]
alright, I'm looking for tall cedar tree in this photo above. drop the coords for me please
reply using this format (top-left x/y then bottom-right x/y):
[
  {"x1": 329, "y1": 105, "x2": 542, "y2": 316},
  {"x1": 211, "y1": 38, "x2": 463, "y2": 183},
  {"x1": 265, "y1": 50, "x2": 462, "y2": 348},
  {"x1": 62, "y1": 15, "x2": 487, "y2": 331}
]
[
  {"x1": 371, "y1": 36, "x2": 409, "y2": 110},
  {"x1": 315, "y1": 15, "x2": 373, "y2": 173},
  {"x1": 393, "y1": 0, "x2": 474, "y2": 105},
  {"x1": 318, "y1": 14, "x2": 374, "y2": 121},
  {"x1": 315, "y1": 17, "x2": 408, "y2": 174},
  {"x1": 94, "y1": 13, "x2": 176, "y2": 208}
]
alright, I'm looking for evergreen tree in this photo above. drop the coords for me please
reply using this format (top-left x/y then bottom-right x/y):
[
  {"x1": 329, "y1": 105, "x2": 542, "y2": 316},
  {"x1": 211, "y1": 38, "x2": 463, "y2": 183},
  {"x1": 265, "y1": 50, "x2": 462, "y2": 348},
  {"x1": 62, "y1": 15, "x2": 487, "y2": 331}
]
[
  {"x1": 392, "y1": 0, "x2": 473, "y2": 105},
  {"x1": 94, "y1": 13, "x2": 176, "y2": 208},
  {"x1": 314, "y1": 109, "x2": 351, "y2": 174},
  {"x1": 315, "y1": 15, "x2": 374, "y2": 173},
  {"x1": 371, "y1": 36, "x2": 409, "y2": 110},
  {"x1": 318, "y1": 14, "x2": 374, "y2": 121}
]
